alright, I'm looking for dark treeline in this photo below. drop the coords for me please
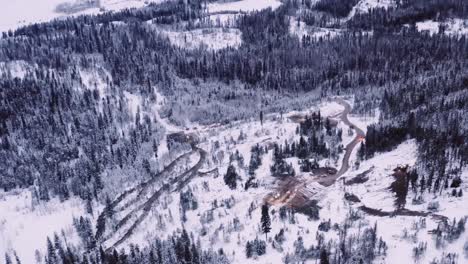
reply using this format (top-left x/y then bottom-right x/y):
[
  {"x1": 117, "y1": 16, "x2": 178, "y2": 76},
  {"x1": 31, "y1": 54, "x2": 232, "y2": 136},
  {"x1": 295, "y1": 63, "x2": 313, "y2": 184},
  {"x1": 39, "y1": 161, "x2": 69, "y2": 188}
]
[
  {"x1": 359, "y1": 69, "x2": 468, "y2": 193},
  {"x1": 24, "y1": 228, "x2": 229, "y2": 264},
  {"x1": 315, "y1": 0, "x2": 360, "y2": 18}
]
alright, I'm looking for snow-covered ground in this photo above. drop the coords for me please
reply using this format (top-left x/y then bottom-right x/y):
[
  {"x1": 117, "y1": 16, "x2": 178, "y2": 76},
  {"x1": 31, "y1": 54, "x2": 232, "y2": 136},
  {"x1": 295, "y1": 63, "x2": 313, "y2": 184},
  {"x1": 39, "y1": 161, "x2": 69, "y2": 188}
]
[
  {"x1": 127, "y1": 98, "x2": 466, "y2": 263},
  {"x1": 0, "y1": 0, "x2": 169, "y2": 32},
  {"x1": 0, "y1": 189, "x2": 86, "y2": 264},
  {"x1": 0, "y1": 60, "x2": 35, "y2": 79},
  {"x1": 341, "y1": 0, "x2": 395, "y2": 22},
  {"x1": 289, "y1": 17, "x2": 343, "y2": 41},
  {"x1": 111, "y1": 99, "x2": 357, "y2": 262},
  {"x1": 344, "y1": 140, "x2": 418, "y2": 210},
  {"x1": 158, "y1": 27, "x2": 242, "y2": 51},
  {"x1": 1, "y1": 95, "x2": 466, "y2": 263},
  {"x1": 348, "y1": 109, "x2": 380, "y2": 134},
  {"x1": 207, "y1": 0, "x2": 282, "y2": 14},
  {"x1": 119, "y1": 102, "x2": 316, "y2": 262},
  {"x1": 349, "y1": 0, "x2": 395, "y2": 17},
  {"x1": 416, "y1": 19, "x2": 468, "y2": 37},
  {"x1": 328, "y1": 140, "x2": 468, "y2": 263}
]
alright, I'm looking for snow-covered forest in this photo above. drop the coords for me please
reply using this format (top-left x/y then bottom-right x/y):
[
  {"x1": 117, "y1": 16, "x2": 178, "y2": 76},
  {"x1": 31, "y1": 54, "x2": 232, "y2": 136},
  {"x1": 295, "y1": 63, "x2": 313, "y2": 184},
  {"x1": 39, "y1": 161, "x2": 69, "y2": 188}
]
[{"x1": 0, "y1": 0, "x2": 467, "y2": 263}]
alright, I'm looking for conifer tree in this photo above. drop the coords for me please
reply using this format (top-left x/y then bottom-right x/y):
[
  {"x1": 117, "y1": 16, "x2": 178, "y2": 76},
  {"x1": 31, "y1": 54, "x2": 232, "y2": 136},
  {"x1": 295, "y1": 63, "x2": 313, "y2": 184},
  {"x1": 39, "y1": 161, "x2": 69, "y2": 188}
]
[
  {"x1": 320, "y1": 248, "x2": 330, "y2": 264},
  {"x1": 224, "y1": 164, "x2": 238, "y2": 189},
  {"x1": 261, "y1": 204, "x2": 271, "y2": 240}
]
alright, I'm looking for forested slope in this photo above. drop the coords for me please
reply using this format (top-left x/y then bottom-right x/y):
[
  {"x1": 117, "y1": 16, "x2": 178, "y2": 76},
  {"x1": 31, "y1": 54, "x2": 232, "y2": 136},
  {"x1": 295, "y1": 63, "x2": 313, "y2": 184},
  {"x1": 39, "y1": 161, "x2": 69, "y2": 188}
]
[{"x1": 0, "y1": 0, "x2": 467, "y2": 263}]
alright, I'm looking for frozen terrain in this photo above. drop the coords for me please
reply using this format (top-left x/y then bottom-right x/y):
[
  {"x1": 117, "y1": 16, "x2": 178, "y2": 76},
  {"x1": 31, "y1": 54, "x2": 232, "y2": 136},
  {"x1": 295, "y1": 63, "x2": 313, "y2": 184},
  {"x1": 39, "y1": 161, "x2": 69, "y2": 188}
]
[
  {"x1": 416, "y1": 19, "x2": 468, "y2": 37},
  {"x1": 0, "y1": 189, "x2": 86, "y2": 264},
  {"x1": 158, "y1": 27, "x2": 242, "y2": 51},
  {"x1": 207, "y1": 0, "x2": 282, "y2": 14},
  {"x1": 0, "y1": 95, "x2": 466, "y2": 264},
  {"x1": 290, "y1": 17, "x2": 344, "y2": 40},
  {"x1": 0, "y1": 0, "x2": 169, "y2": 32}
]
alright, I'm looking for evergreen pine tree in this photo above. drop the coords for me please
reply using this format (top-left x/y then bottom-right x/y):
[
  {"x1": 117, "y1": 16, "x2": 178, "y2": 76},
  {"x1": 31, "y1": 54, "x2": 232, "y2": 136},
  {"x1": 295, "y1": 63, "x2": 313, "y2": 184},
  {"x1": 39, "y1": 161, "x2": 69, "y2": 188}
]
[
  {"x1": 260, "y1": 110, "x2": 264, "y2": 126},
  {"x1": 5, "y1": 254, "x2": 12, "y2": 264},
  {"x1": 261, "y1": 204, "x2": 271, "y2": 240},
  {"x1": 320, "y1": 249, "x2": 330, "y2": 264},
  {"x1": 224, "y1": 164, "x2": 238, "y2": 189},
  {"x1": 245, "y1": 241, "x2": 253, "y2": 258},
  {"x1": 46, "y1": 237, "x2": 57, "y2": 264}
]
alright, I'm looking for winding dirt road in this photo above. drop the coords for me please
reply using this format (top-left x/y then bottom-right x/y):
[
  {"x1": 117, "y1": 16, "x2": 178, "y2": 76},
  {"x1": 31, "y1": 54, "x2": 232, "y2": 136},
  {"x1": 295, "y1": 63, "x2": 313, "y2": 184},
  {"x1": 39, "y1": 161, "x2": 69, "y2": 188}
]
[
  {"x1": 267, "y1": 98, "x2": 365, "y2": 206},
  {"x1": 320, "y1": 98, "x2": 365, "y2": 186}
]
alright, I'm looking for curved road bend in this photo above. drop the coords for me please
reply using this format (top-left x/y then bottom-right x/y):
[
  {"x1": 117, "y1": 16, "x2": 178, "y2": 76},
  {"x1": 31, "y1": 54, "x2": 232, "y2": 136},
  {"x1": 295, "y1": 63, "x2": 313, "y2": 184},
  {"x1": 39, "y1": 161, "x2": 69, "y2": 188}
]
[
  {"x1": 268, "y1": 99, "x2": 365, "y2": 205},
  {"x1": 313, "y1": 99, "x2": 365, "y2": 187},
  {"x1": 335, "y1": 98, "x2": 366, "y2": 178}
]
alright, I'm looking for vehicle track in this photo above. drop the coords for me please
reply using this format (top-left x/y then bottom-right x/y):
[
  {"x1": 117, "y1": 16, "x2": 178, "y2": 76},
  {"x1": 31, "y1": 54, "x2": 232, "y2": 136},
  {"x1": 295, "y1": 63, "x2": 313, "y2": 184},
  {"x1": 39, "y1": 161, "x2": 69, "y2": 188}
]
[
  {"x1": 335, "y1": 98, "x2": 366, "y2": 177},
  {"x1": 359, "y1": 205, "x2": 448, "y2": 222},
  {"x1": 95, "y1": 150, "x2": 194, "y2": 240},
  {"x1": 316, "y1": 99, "x2": 365, "y2": 186},
  {"x1": 109, "y1": 147, "x2": 207, "y2": 249},
  {"x1": 96, "y1": 147, "x2": 206, "y2": 251},
  {"x1": 267, "y1": 99, "x2": 365, "y2": 206}
]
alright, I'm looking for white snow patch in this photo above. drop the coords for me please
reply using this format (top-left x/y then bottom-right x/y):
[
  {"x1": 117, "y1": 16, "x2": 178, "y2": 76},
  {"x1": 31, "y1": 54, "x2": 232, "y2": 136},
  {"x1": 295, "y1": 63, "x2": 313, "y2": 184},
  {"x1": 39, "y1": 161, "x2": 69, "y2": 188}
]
[
  {"x1": 346, "y1": 0, "x2": 395, "y2": 21},
  {"x1": 319, "y1": 100, "x2": 345, "y2": 117},
  {"x1": 207, "y1": 0, "x2": 282, "y2": 14},
  {"x1": 344, "y1": 140, "x2": 418, "y2": 210},
  {"x1": 123, "y1": 91, "x2": 142, "y2": 116},
  {"x1": 0, "y1": 60, "x2": 34, "y2": 79},
  {"x1": 351, "y1": 0, "x2": 394, "y2": 15},
  {"x1": 159, "y1": 27, "x2": 242, "y2": 51},
  {"x1": 289, "y1": 17, "x2": 343, "y2": 40},
  {"x1": 0, "y1": 0, "x2": 170, "y2": 32},
  {"x1": 416, "y1": 19, "x2": 468, "y2": 37},
  {"x1": 0, "y1": 189, "x2": 85, "y2": 264},
  {"x1": 347, "y1": 109, "x2": 380, "y2": 134},
  {"x1": 79, "y1": 67, "x2": 110, "y2": 97},
  {"x1": 318, "y1": 139, "x2": 468, "y2": 264}
]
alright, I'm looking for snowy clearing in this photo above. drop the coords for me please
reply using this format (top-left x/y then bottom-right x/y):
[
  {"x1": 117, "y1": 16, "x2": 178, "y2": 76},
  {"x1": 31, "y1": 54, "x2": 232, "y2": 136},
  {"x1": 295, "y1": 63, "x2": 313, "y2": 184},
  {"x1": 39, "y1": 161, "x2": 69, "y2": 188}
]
[
  {"x1": 158, "y1": 27, "x2": 242, "y2": 51},
  {"x1": 416, "y1": 19, "x2": 468, "y2": 37},
  {"x1": 207, "y1": 0, "x2": 282, "y2": 14},
  {"x1": 0, "y1": 0, "x2": 169, "y2": 32},
  {"x1": 320, "y1": 139, "x2": 468, "y2": 264},
  {"x1": 289, "y1": 17, "x2": 343, "y2": 41},
  {"x1": 346, "y1": 0, "x2": 395, "y2": 21},
  {"x1": 1, "y1": 94, "x2": 465, "y2": 263},
  {"x1": 0, "y1": 60, "x2": 35, "y2": 79},
  {"x1": 0, "y1": 189, "x2": 85, "y2": 264}
]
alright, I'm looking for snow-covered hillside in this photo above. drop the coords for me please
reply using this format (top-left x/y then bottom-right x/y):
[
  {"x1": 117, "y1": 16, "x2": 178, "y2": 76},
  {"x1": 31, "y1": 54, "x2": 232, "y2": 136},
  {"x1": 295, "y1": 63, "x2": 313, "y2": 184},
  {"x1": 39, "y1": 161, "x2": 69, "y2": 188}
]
[
  {"x1": 347, "y1": 0, "x2": 395, "y2": 20},
  {"x1": 0, "y1": 0, "x2": 169, "y2": 32},
  {"x1": 353, "y1": 0, "x2": 394, "y2": 14},
  {"x1": 0, "y1": 189, "x2": 86, "y2": 264},
  {"x1": 109, "y1": 97, "x2": 465, "y2": 264},
  {"x1": 1, "y1": 95, "x2": 466, "y2": 263}
]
